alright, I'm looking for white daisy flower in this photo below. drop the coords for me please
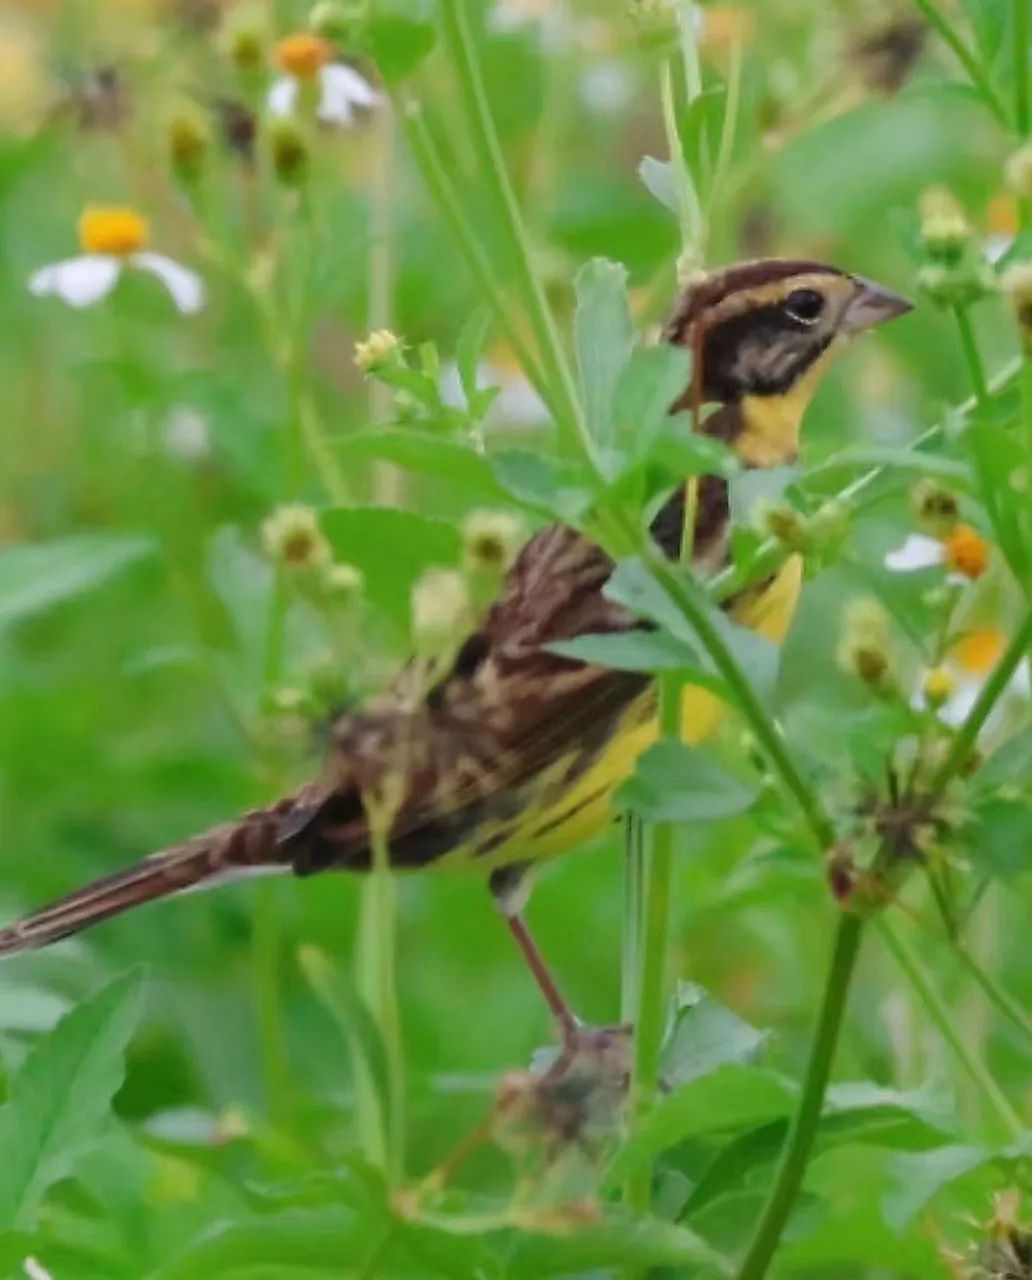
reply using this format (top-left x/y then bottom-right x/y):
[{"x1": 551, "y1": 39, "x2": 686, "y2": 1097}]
[
  {"x1": 29, "y1": 206, "x2": 204, "y2": 314},
  {"x1": 916, "y1": 628, "x2": 1032, "y2": 731},
  {"x1": 884, "y1": 523, "x2": 989, "y2": 585},
  {"x1": 268, "y1": 34, "x2": 379, "y2": 128}
]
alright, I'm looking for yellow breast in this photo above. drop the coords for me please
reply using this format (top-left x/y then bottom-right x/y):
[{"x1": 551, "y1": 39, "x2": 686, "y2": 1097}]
[{"x1": 494, "y1": 554, "x2": 804, "y2": 863}]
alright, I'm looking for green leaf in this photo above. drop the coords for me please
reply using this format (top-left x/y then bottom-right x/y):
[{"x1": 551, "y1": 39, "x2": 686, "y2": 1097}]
[
  {"x1": 321, "y1": 507, "x2": 462, "y2": 630},
  {"x1": 0, "y1": 970, "x2": 145, "y2": 1229},
  {"x1": 638, "y1": 155, "x2": 679, "y2": 214},
  {"x1": 491, "y1": 450, "x2": 595, "y2": 521},
  {"x1": 976, "y1": 724, "x2": 1032, "y2": 789},
  {"x1": 729, "y1": 465, "x2": 801, "y2": 526},
  {"x1": 365, "y1": 0, "x2": 436, "y2": 83},
  {"x1": 966, "y1": 797, "x2": 1032, "y2": 879},
  {"x1": 609, "y1": 1065, "x2": 794, "y2": 1188},
  {"x1": 548, "y1": 627, "x2": 703, "y2": 674},
  {"x1": 619, "y1": 739, "x2": 757, "y2": 823},
  {"x1": 507, "y1": 1209, "x2": 731, "y2": 1278},
  {"x1": 651, "y1": 418, "x2": 740, "y2": 478},
  {"x1": 0, "y1": 533, "x2": 153, "y2": 632},
  {"x1": 611, "y1": 344, "x2": 692, "y2": 467},
  {"x1": 662, "y1": 982, "x2": 769, "y2": 1087},
  {"x1": 152, "y1": 1208, "x2": 380, "y2": 1278},
  {"x1": 338, "y1": 429, "x2": 507, "y2": 498},
  {"x1": 455, "y1": 307, "x2": 493, "y2": 405},
  {"x1": 299, "y1": 947, "x2": 391, "y2": 1133},
  {"x1": 574, "y1": 258, "x2": 635, "y2": 448},
  {"x1": 883, "y1": 1144, "x2": 988, "y2": 1232}
]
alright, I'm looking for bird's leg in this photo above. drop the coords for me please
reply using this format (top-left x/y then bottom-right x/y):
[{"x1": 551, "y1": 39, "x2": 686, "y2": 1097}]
[
  {"x1": 503, "y1": 910, "x2": 581, "y2": 1044},
  {"x1": 489, "y1": 864, "x2": 581, "y2": 1049}
]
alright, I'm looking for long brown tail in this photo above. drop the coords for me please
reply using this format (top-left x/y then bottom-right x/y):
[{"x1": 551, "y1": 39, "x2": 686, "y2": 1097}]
[{"x1": 0, "y1": 800, "x2": 301, "y2": 958}]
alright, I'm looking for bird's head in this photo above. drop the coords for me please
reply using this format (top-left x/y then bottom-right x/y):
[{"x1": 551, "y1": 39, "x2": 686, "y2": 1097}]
[{"x1": 665, "y1": 259, "x2": 912, "y2": 464}]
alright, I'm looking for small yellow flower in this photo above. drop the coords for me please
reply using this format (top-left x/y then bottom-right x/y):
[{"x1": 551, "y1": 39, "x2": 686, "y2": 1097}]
[
  {"x1": 78, "y1": 206, "x2": 149, "y2": 256},
  {"x1": 261, "y1": 505, "x2": 331, "y2": 569},
  {"x1": 275, "y1": 32, "x2": 331, "y2": 79},
  {"x1": 354, "y1": 328, "x2": 401, "y2": 373}
]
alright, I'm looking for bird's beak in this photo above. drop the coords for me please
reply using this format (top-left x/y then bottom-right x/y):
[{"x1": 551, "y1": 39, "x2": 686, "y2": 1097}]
[{"x1": 843, "y1": 277, "x2": 913, "y2": 333}]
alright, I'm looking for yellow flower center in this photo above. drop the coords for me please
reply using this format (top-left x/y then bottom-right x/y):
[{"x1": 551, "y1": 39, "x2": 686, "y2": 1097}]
[
  {"x1": 942, "y1": 523, "x2": 989, "y2": 579},
  {"x1": 987, "y1": 192, "x2": 1018, "y2": 237},
  {"x1": 953, "y1": 627, "x2": 1005, "y2": 675},
  {"x1": 78, "y1": 206, "x2": 149, "y2": 256},
  {"x1": 275, "y1": 33, "x2": 330, "y2": 79},
  {"x1": 922, "y1": 666, "x2": 956, "y2": 704}
]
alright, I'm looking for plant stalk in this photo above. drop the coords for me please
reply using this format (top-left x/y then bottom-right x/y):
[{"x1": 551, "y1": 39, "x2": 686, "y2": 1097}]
[
  {"x1": 911, "y1": 0, "x2": 1010, "y2": 125},
  {"x1": 733, "y1": 911, "x2": 865, "y2": 1280}
]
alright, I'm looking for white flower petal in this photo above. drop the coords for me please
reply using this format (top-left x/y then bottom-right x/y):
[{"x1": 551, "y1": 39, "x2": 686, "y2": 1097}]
[
  {"x1": 1009, "y1": 658, "x2": 1032, "y2": 699},
  {"x1": 316, "y1": 64, "x2": 380, "y2": 125},
  {"x1": 267, "y1": 75, "x2": 299, "y2": 117},
  {"x1": 938, "y1": 676, "x2": 982, "y2": 728},
  {"x1": 28, "y1": 255, "x2": 121, "y2": 308},
  {"x1": 884, "y1": 533, "x2": 945, "y2": 573},
  {"x1": 985, "y1": 234, "x2": 1014, "y2": 265},
  {"x1": 132, "y1": 252, "x2": 205, "y2": 314},
  {"x1": 580, "y1": 61, "x2": 633, "y2": 115},
  {"x1": 24, "y1": 1259, "x2": 54, "y2": 1280}
]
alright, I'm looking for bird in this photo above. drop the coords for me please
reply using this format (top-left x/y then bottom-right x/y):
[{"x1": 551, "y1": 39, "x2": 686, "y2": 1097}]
[{"x1": 0, "y1": 259, "x2": 910, "y2": 1043}]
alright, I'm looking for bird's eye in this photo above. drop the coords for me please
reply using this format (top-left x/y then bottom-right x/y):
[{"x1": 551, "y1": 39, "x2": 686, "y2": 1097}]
[{"x1": 784, "y1": 288, "x2": 825, "y2": 324}]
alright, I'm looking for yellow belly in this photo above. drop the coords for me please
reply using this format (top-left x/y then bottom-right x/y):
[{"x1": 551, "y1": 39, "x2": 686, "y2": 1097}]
[{"x1": 487, "y1": 554, "x2": 803, "y2": 864}]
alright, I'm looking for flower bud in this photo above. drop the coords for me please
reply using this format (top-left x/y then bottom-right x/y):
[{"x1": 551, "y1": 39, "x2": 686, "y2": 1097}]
[
  {"x1": 310, "y1": 0, "x2": 365, "y2": 41},
  {"x1": 1005, "y1": 142, "x2": 1032, "y2": 202},
  {"x1": 917, "y1": 260, "x2": 995, "y2": 310},
  {"x1": 223, "y1": 10, "x2": 266, "y2": 73},
  {"x1": 324, "y1": 561, "x2": 364, "y2": 601},
  {"x1": 754, "y1": 499, "x2": 806, "y2": 550},
  {"x1": 837, "y1": 598, "x2": 894, "y2": 689},
  {"x1": 921, "y1": 666, "x2": 955, "y2": 708},
  {"x1": 267, "y1": 118, "x2": 310, "y2": 186},
  {"x1": 462, "y1": 510, "x2": 524, "y2": 575},
  {"x1": 168, "y1": 104, "x2": 210, "y2": 185},
  {"x1": 910, "y1": 477, "x2": 958, "y2": 536},
  {"x1": 261, "y1": 505, "x2": 331, "y2": 569},
  {"x1": 807, "y1": 499, "x2": 849, "y2": 549},
  {"x1": 411, "y1": 568, "x2": 472, "y2": 658},
  {"x1": 354, "y1": 328, "x2": 401, "y2": 373},
  {"x1": 630, "y1": 0, "x2": 678, "y2": 54},
  {"x1": 919, "y1": 186, "x2": 971, "y2": 262},
  {"x1": 1002, "y1": 261, "x2": 1032, "y2": 352}
]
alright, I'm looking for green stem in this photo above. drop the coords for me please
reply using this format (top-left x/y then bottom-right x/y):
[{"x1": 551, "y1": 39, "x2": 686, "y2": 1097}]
[
  {"x1": 659, "y1": 58, "x2": 702, "y2": 258},
  {"x1": 931, "y1": 604, "x2": 1032, "y2": 789},
  {"x1": 355, "y1": 804, "x2": 406, "y2": 1183},
  {"x1": 641, "y1": 549, "x2": 835, "y2": 849},
  {"x1": 399, "y1": 104, "x2": 551, "y2": 405},
  {"x1": 953, "y1": 307, "x2": 989, "y2": 409},
  {"x1": 877, "y1": 918, "x2": 1024, "y2": 1140},
  {"x1": 733, "y1": 912, "x2": 865, "y2": 1280},
  {"x1": 1015, "y1": 0, "x2": 1031, "y2": 134},
  {"x1": 627, "y1": 675, "x2": 682, "y2": 1211},
  {"x1": 710, "y1": 35, "x2": 743, "y2": 222},
  {"x1": 437, "y1": 0, "x2": 592, "y2": 462},
  {"x1": 911, "y1": 0, "x2": 1010, "y2": 125},
  {"x1": 954, "y1": 940, "x2": 1032, "y2": 1049}
]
